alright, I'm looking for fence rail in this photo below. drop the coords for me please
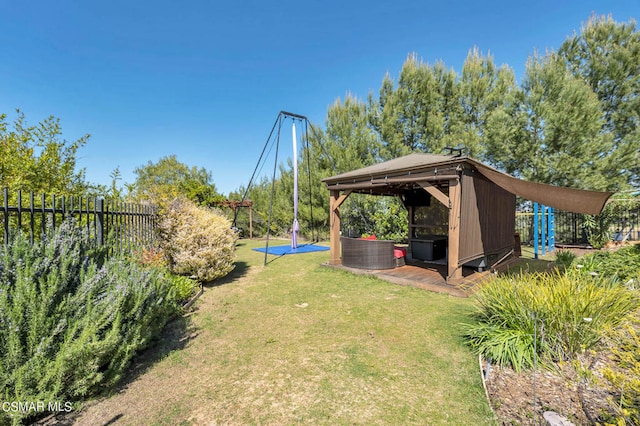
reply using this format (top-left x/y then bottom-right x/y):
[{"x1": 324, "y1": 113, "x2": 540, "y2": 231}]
[
  {"x1": 517, "y1": 204, "x2": 640, "y2": 246},
  {"x1": 2, "y1": 188, "x2": 158, "y2": 251}
]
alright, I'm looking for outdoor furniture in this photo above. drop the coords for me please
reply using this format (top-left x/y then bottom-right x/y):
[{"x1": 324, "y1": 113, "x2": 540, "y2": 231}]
[
  {"x1": 411, "y1": 237, "x2": 447, "y2": 261},
  {"x1": 394, "y1": 246, "x2": 407, "y2": 267},
  {"x1": 341, "y1": 236, "x2": 395, "y2": 270}
]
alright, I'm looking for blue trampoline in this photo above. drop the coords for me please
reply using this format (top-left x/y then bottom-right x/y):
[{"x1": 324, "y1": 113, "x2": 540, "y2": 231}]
[{"x1": 253, "y1": 244, "x2": 329, "y2": 256}]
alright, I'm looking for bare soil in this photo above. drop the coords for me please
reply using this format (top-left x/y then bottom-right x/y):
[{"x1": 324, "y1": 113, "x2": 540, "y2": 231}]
[{"x1": 483, "y1": 352, "x2": 621, "y2": 425}]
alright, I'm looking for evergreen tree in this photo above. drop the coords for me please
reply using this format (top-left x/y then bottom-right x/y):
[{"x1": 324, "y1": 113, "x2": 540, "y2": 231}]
[
  {"x1": 559, "y1": 15, "x2": 640, "y2": 187},
  {"x1": 458, "y1": 48, "x2": 518, "y2": 159},
  {"x1": 322, "y1": 94, "x2": 381, "y2": 172},
  {"x1": 369, "y1": 55, "x2": 460, "y2": 159},
  {"x1": 505, "y1": 52, "x2": 616, "y2": 190}
]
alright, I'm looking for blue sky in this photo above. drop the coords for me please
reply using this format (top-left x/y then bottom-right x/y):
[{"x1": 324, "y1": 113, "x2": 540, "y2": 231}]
[{"x1": 0, "y1": 1, "x2": 637, "y2": 196}]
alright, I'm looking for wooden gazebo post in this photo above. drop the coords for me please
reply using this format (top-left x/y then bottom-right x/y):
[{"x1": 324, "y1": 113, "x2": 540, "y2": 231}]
[
  {"x1": 447, "y1": 178, "x2": 462, "y2": 281},
  {"x1": 329, "y1": 189, "x2": 351, "y2": 265},
  {"x1": 248, "y1": 204, "x2": 253, "y2": 239}
]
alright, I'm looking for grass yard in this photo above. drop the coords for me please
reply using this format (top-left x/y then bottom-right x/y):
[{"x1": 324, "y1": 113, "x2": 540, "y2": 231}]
[{"x1": 73, "y1": 239, "x2": 496, "y2": 425}]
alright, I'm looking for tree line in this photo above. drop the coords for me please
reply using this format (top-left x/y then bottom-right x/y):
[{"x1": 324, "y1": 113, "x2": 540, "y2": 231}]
[
  {"x1": 234, "y1": 15, "x2": 640, "y2": 241},
  {"x1": 1, "y1": 15, "x2": 638, "y2": 242}
]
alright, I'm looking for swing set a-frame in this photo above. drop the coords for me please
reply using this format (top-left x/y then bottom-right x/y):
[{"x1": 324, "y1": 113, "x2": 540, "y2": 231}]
[{"x1": 233, "y1": 111, "x2": 321, "y2": 265}]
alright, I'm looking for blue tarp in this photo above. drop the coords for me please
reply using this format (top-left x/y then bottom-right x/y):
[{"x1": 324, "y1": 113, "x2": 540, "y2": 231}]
[{"x1": 253, "y1": 244, "x2": 329, "y2": 256}]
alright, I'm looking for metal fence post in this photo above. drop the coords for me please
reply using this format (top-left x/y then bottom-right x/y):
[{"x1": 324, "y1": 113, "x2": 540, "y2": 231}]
[
  {"x1": 41, "y1": 193, "x2": 46, "y2": 238},
  {"x1": 17, "y1": 190, "x2": 22, "y2": 235},
  {"x1": 51, "y1": 194, "x2": 56, "y2": 231},
  {"x1": 29, "y1": 192, "x2": 35, "y2": 245},
  {"x1": 3, "y1": 188, "x2": 8, "y2": 244},
  {"x1": 533, "y1": 202, "x2": 539, "y2": 259},
  {"x1": 548, "y1": 207, "x2": 555, "y2": 252},
  {"x1": 96, "y1": 198, "x2": 104, "y2": 246}
]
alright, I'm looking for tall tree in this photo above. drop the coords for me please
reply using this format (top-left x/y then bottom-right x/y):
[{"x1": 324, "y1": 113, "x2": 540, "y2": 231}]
[
  {"x1": 559, "y1": 15, "x2": 640, "y2": 187},
  {"x1": 458, "y1": 48, "x2": 518, "y2": 159},
  {"x1": 498, "y1": 52, "x2": 616, "y2": 190},
  {"x1": 0, "y1": 111, "x2": 88, "y2": 195},
  {"x1": 321, "y1": 94, "x2": 381, "y2": 172},
  {"x1": 369, "y1": 55, "x2": 460, "y2": 159}
]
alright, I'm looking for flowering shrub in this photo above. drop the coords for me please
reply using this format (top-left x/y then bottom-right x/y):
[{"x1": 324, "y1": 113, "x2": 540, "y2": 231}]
[
  {"x1": 0, "y1": 220, "x2": 179, "y2": 425},
  {"x1": 160, "y1": 197, "x2": 237, "y2": 282}
]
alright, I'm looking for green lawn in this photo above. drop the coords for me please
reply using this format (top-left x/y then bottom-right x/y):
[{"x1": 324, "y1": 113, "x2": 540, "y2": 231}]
[{"x1": 76, "y1": 239, "x2": 496, "y2": 425}]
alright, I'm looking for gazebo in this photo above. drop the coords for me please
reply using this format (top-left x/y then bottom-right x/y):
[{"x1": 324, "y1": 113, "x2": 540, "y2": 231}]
[{"x1": 323, "y1": 153, "x2": 613, "y2": 282}]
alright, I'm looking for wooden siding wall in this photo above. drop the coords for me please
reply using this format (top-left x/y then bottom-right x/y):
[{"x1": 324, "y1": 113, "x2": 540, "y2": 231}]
[{"x1": 459, "y1": 173, "x2": 515, "y2": 264}]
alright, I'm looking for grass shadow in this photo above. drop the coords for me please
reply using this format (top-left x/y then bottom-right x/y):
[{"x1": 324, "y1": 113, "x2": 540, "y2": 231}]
[
  {"x1": 118, "y1": 314, "x2": 197, "y2": 388},
  {"x1": 203, "y1": 260, "x2": 250, "y2": 288}
]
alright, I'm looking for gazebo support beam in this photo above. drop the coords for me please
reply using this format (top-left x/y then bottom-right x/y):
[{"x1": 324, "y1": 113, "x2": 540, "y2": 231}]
[
  {"x1": 329, "y1": 189, "x2": 352, "y2": 265},
  {"x1": 417, "y1": 181, "x2": 450, "y2": 207},
  {"x1": 447, "y1": 178, "x2": 462, "y2": 281}
]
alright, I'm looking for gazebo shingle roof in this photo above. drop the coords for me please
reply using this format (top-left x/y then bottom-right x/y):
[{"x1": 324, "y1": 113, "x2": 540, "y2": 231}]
[{"x1": 323, "y1": 153, "x2": 613, "y2": 215}]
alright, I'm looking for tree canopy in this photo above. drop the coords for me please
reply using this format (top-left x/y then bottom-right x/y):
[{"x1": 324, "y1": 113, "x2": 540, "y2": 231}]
[
  {"x1": 0, "y1": 111, "x2": 88, "y2": 195},
  {"x1": 132, "y1": 155, "x2": 223, "y2": 208},
  {"x1": 241, "y1": 14, "x2": 639, "y2": 240},
  {"x1": 559, "y1": 14, "x2": 640, "y2": 187}
]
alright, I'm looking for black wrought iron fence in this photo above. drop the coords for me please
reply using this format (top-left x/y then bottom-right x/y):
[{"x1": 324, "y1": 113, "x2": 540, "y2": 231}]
[
  {"x1": 1, "y1": 188, "x2": 158, "y2": 251},
  {"x1": 516, "y1": 204, "x2": 640, "y2": 246}
]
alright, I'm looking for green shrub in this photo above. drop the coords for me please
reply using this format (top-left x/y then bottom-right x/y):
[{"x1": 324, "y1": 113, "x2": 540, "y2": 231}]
[
  {"x1": 583, "y1": 214, "x2": 611, "y2": 249},
  {"x1": 600, "y1": 309, "x2": 640, "y2": 425},
  {"x1": 462, "y1": 272, "x2": 639, "y2": 371},
  {"x1": 575, "y1": 244, "x2": 640, "y2": 284},
  {"x1": 584, "y1": 198, "x2": 640, "y2": 249},
  {"x1": 169, "y1": 273, "x2": 197, "y2": 303},
  {"x1": 0, "y1": 220, "x2": 179, "y2": 425},
  {"x1": 160, "y1": 197, "x2": 238, "y2": 282},
  {"x1": 554, "y1": 249, "x2": 576, "y2": 271}
]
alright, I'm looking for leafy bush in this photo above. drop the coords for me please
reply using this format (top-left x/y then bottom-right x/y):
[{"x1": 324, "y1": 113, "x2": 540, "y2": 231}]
[
  {"x1": 169, "y1": 273, "x2": 197, "y2": 303},
  {"x1": 135, "y1": 246, "x2": 168, "y2": 268},
  {"x1": 160, "y1": 197, "x2": 238, "y2": 282},
  {"x1": 554, "y1": 249, "x2": 576, "y2": 271},
  {"x1": 0, "y1": 220, "x2": 179, "y2": 424},
  {"x1": 370, "y1": 197, "x2": 408, "y2": 242},
  {"x1": 583, "y1": 198, "x2": 640, "y2": 249},
  {"x1": 462, "y1": 272, "x2": 639, "y2": 371},
  {"x1": 583, "y1": 214, "x2": 611, "y2": 249}
]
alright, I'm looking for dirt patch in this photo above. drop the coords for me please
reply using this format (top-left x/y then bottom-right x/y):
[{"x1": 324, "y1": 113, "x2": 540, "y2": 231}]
[{"x1": 484, "y1": 353, "x2": 619, "y2": 425}]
